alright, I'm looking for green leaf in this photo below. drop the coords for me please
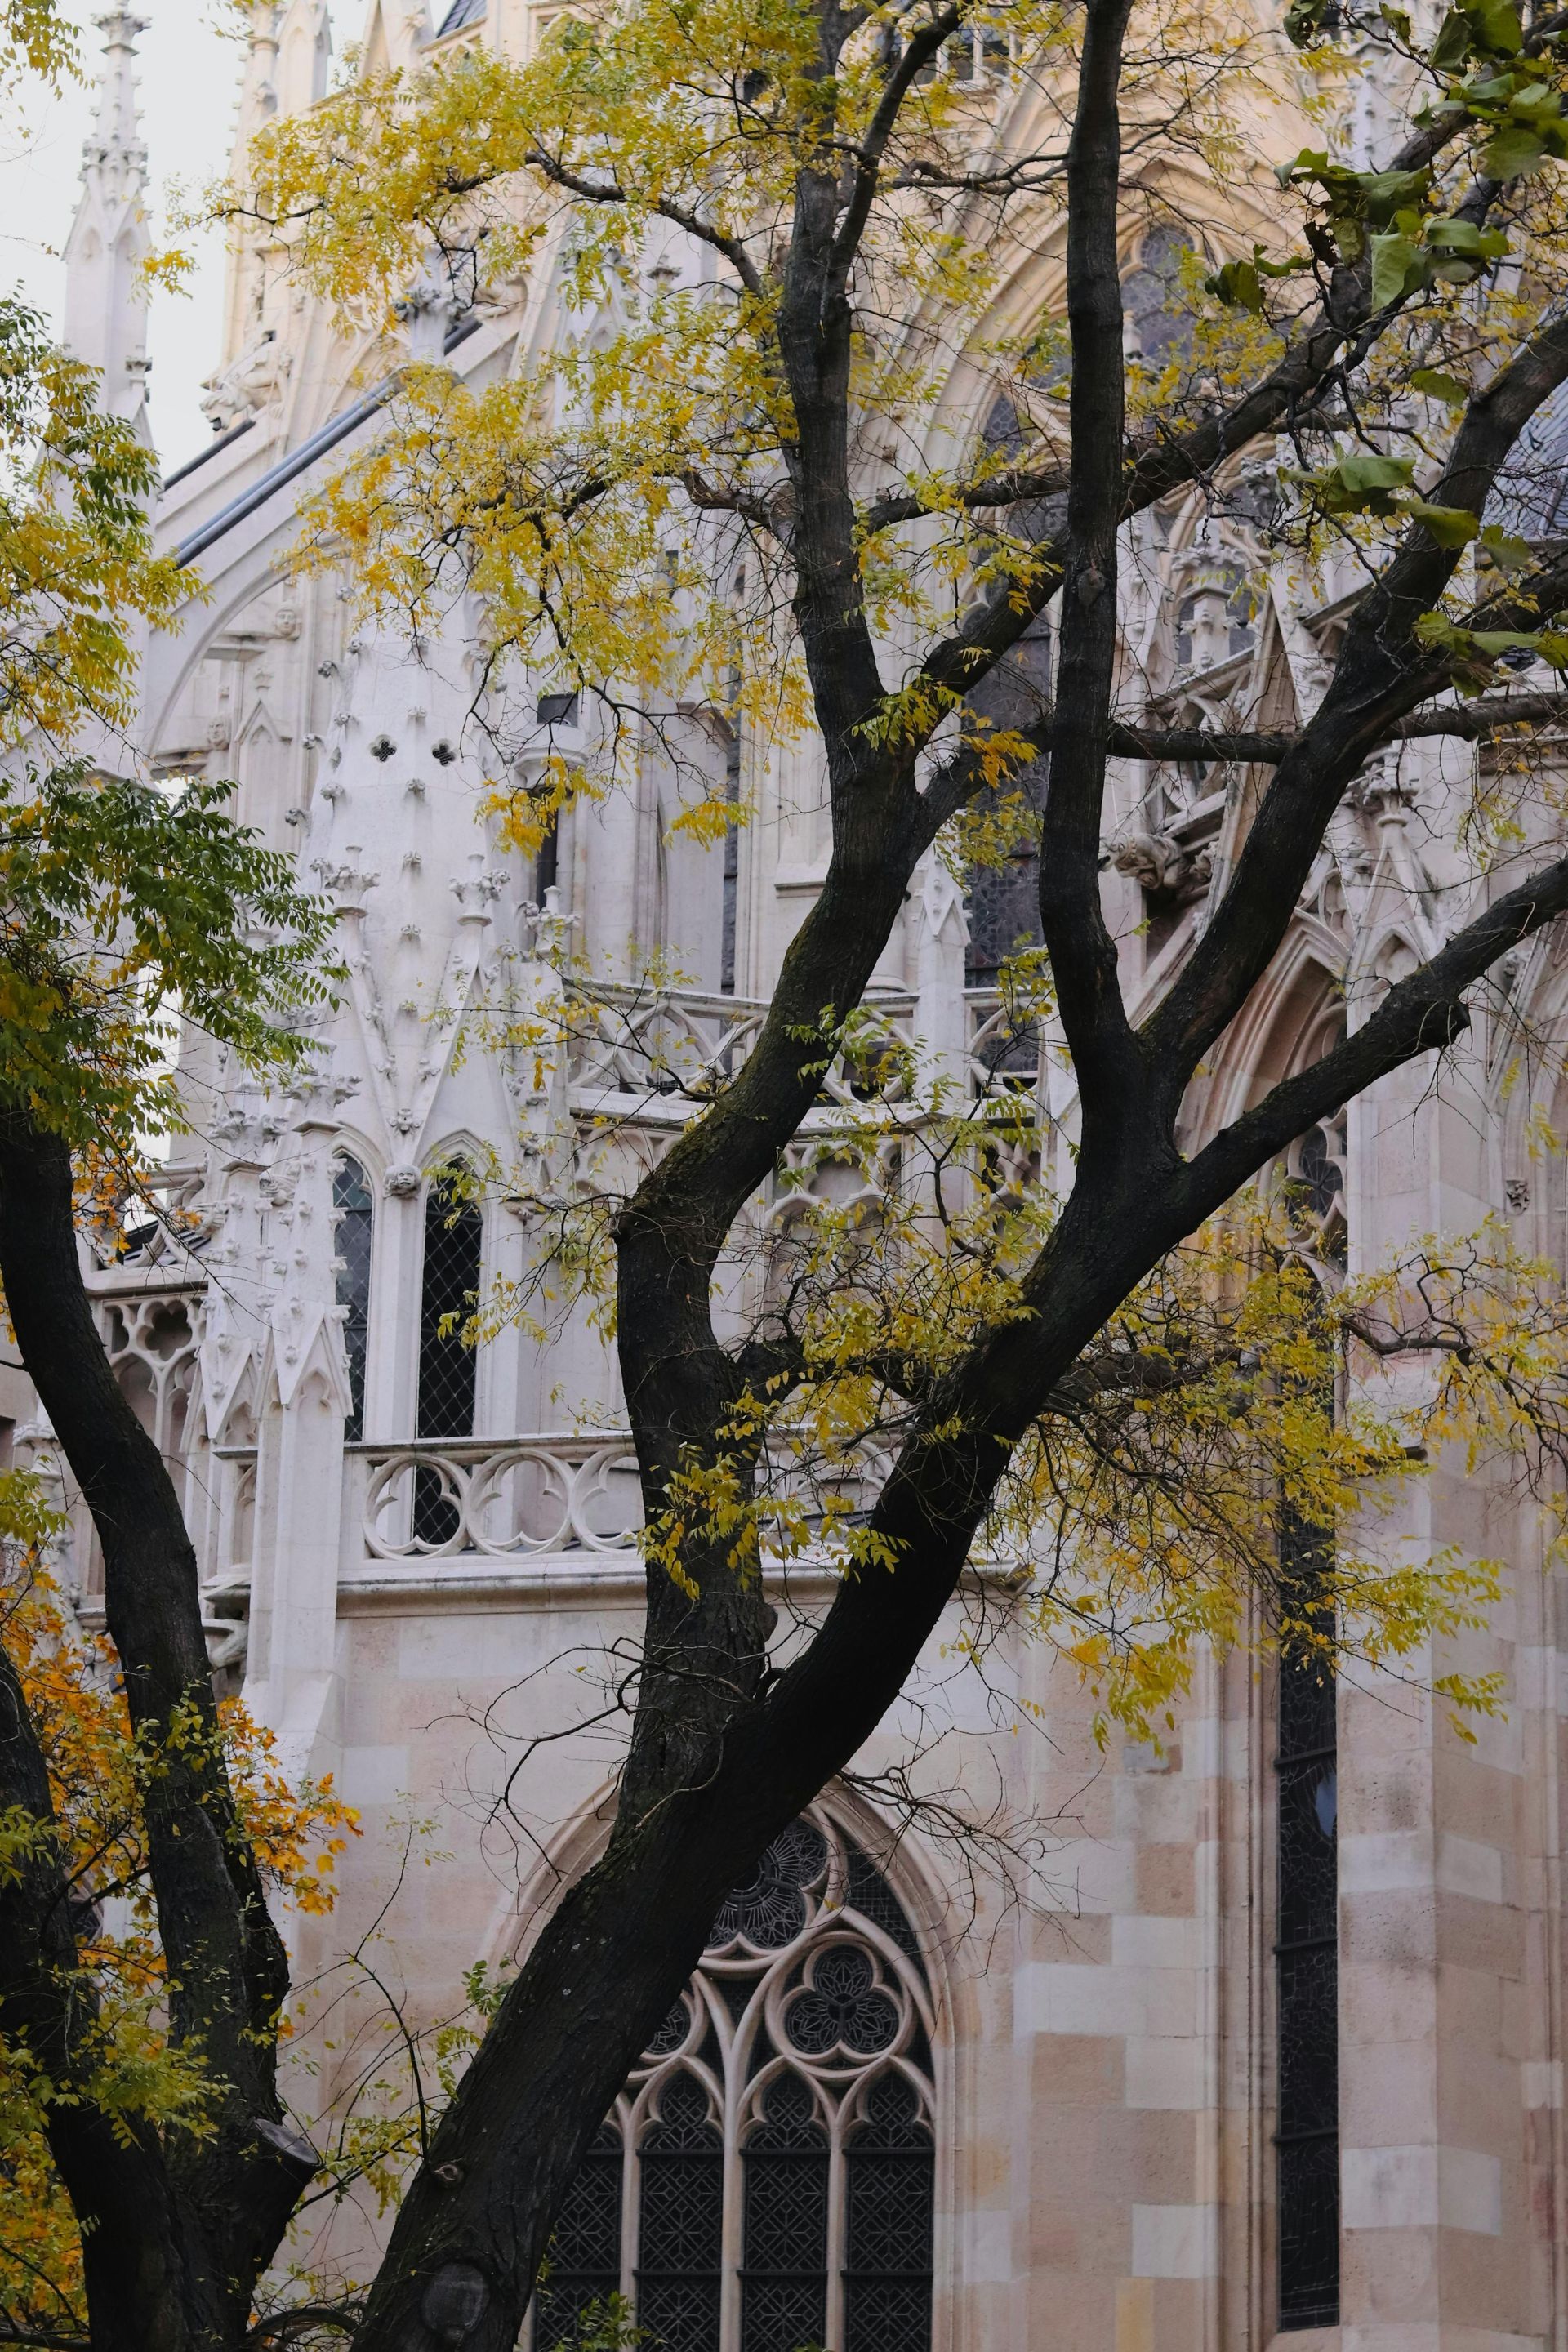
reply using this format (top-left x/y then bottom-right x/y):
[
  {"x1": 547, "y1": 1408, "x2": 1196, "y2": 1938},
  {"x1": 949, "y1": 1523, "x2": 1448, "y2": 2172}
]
[
  {"x1": 1335, "y1": 451, "x2": 1416, "y2": 495},
  {"x1": 1402, "y1": 498, "x2": 1480, "y2": 546},
  {"x1": 1359, "y1": 166, "x2": 1435, "y2": 220},
  {"x1": 1468, "y1": 0, "x2": 1523, "y2": 55},
  {"x1": 1205, "y1": 258, "x2": 1263, "y2": 312},
  {"x1": 1277, "y1": 145, "x2": 1330, "y2": 188},
  {"x1": 1481, "y1": 122, "x2": 1545, "y2": 176},
  {"x1": 1411, "y1": 366, "x2": 1470, "y2": 403},
  {"x1": 1430, "y1": 7, "x2": 1474, "y2": 69},
  {"x1": 1413, "y1": 609, "x2": 1471, "y2": 651},
  {"x1": 1472, "y1": 628, "x2": 1543, "y2": 654},
  {"x1": 1477, "y1": 524, "x2": 1534, "y2": 572},
  {"x1": 1370, "y1": 230, "x2": 1425, "y2": 306},
  {"x1": 1284, "y1": 0, "x2": 1337, "y2": 45}
]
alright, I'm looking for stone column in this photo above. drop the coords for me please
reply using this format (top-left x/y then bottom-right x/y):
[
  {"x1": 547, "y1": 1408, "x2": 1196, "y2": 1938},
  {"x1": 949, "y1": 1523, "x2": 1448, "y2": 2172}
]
[
  {"x1": 1339, "y1": 1005, "x2": 1541, "y2": 2352},
  {"x1": 243, "y1": 1071, "x2": 355, "y2": 1782}
]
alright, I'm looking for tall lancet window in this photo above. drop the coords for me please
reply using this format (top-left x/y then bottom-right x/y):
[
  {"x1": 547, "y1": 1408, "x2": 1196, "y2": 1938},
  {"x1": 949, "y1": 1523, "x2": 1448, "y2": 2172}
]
[
  {"x1": 332, "y1": 1156, "x2": 373, "y2": 1441},
  {"x1": 1276, "y1": 1521, "x2": 1339, "y2": 2328},
  {"x1": 415, "y1": 1170, "x2": 483, "y2": 1545},
  {"x1": 532, "y1": 1809, "x2": 937, "y2": 2352},
  {"x1": 1273, "y1": 1129, "x2": 1343, "y2": 2330},
  {"x1": 417, "y1": 1170, "x2": 483, "y2": 1439}
]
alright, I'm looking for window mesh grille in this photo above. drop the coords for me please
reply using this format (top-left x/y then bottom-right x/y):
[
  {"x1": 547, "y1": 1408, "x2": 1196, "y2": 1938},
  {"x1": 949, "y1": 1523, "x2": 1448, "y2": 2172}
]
[
  {"x1": 1276, "y1": 1503, "x2": 1340, "y2": 2330},
  {"x1": 638, "y1": 2076, "x2": 724, "y2": 2352},
  {"x1": 416, "y1": 1176, "x2": 482, "y2": 1439},
  {"x1": 844, "y1": 2076, "x2": 934, "y2": 2352},
  {"x1": 742, "y1": 2074, "x2": 827, "y2": 2352},
  {"x1": 416, "y1": 1174, "x2": 483, "y2": 1545},
  {"x1": 534, "y1": 2125, "x2": 623, "y2": 2352},
  {"x1": 844, "y1": 1838, "x2": 927, "y2": 1979},
  {"x1": 332, "y1": 1157, "x2": 373, "y2": 1441}
]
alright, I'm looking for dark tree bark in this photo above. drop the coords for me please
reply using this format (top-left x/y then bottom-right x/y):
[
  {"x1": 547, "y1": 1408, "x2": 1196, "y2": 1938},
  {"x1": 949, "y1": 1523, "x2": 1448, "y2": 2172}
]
[
  {"x1": 0, "y1": 1637, "x2": 195, "y2": 2352},
  {"x1": 346, "y1": 16, "x2": 1568, "y2": 2352},
  {"x1": 0, "y1": 1114, "x2": 317, "y2": 2350}
]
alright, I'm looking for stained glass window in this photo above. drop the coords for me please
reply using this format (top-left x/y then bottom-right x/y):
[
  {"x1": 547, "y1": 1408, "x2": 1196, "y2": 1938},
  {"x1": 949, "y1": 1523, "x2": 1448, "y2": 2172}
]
[
  {"x1": 532, "y1": 1806, "x2": 935, "y2": 2352},
  {"x1": 332, "y1": 1156, "x2": 373, "y2": 1441}
]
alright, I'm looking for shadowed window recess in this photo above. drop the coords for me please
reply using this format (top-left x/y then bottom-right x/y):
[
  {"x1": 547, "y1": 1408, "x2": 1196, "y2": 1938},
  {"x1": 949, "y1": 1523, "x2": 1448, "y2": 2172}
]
[
  {"x1": 1275, "y1": 1445, "x2": 1340, "y2": 2328},
  {"x1": 529, "y1": 1808, "x2": 936, "y2": 2352},
  {"x1": 414, "y1": 1169, "x2": 483, "y2": 1544},
  {"x1": 332, "y1": 1155, "x2": 373, "y2": 1441}
]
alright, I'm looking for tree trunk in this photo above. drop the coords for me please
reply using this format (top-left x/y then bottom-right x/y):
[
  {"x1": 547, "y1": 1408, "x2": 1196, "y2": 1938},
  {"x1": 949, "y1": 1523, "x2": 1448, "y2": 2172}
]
[{"x1": 0, "y1": 1111, "x2": 316, "y2": 2348}]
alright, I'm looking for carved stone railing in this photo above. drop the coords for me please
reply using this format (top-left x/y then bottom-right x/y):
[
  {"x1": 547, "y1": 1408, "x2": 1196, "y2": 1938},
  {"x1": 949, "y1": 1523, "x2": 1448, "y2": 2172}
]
[
  {"x1": 565, "y1": 986, "x2": 768, "y2": 1101},
  {"x1": 965, "y1": 987, "x2": 1040, "y2": 1098},
  {"x1": 562, "y1": 980, "x2": 1041, "y2": 1115},
  {"x1": 351, "y1": 1433, "x2": 643, "y2": 1561},
  {"x1": 564, "y1": 983, "x2": 920, "y2": 1110},
  {"x1": 346, "y1": 1433, "x2": 906, "y2": 1566}
]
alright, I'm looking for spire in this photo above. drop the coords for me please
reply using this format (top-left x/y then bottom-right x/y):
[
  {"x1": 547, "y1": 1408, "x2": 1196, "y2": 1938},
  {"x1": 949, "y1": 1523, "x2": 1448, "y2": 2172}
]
[
  {"x1": 61, "y1": 11, "x2": 153, "y2": 442},
  {"x1": 234, "y1": 0, "x2": 280, "y2": 145}
]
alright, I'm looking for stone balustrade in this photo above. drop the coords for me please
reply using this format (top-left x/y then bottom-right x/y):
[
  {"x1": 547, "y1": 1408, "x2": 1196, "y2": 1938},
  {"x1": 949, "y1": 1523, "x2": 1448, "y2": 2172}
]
[{"x1": 350, "y1": 1432, "x2": 644, "y2": 1560}]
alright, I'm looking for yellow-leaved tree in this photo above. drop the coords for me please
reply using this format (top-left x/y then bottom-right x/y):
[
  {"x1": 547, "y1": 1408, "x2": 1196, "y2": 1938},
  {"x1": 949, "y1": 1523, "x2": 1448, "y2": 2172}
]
[
  {"x1": 21, "y1": 0, "x2": 1568, "y2": 2339},
  {"x1": 0, "y1": 3, "x2": 376, "y2": 2349}
]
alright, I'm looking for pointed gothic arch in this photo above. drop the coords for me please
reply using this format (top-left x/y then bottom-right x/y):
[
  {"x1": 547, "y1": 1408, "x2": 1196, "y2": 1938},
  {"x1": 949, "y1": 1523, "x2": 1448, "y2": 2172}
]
[{"x1": 531, "y1": 1803, "x2": 941, "y2": 2352}]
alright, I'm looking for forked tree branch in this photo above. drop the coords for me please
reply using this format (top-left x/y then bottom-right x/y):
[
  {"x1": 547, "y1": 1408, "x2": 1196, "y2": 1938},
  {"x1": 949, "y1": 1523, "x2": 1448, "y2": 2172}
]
[
  {"x1": 1029, "y1": 0, "x2": 1142, "y2": 1137},
  {"x1": 1144, "y1": 306, "x2": 1568, "y2": 1091}
]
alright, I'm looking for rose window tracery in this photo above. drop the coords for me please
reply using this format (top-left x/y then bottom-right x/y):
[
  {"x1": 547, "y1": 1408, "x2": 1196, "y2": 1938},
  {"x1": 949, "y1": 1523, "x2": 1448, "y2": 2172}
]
[
  {"x1": 782, "y1": 1944, "x2": 900, "y2": 2060},
  {"x1": 532, "y1": 1805, "x2": 936, "y2": 2352},
  {"x1": 1283, "y1": 1107, "x2": 1348, "y2": 1272},
  {"x1": 710, "y1": 1817, "x2": 826, "y2": 1951}
]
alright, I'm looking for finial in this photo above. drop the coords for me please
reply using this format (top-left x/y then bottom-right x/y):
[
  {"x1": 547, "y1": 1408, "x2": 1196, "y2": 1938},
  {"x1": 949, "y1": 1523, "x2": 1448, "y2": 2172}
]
[{"x1": 61, "y1": 9, "x2": 152, "y2": 436}]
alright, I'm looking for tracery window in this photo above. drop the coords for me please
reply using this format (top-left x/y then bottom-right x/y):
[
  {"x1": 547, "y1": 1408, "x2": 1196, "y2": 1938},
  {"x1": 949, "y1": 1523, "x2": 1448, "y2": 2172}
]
[
  {"x1": 332, "y1": 1155, "x2": 373, "y2": 1441},
  {"x1": 964, "y1": 390, "x2": 1052, "y2": 993},
  {"x1": 1123, "y1": 225, "x2": 1194, "y2": 364},
  {"x1": 1282, "y1": 1110, "x2": 1348, "y2": 1272},
  {"x1": 534, "y1": 1810, "x2": 937, "y2": 2352}
]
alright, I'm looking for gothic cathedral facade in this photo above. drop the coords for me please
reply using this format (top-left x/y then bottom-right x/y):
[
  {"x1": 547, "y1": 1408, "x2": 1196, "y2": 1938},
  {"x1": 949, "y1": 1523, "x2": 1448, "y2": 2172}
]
[{"x1": 37, "y1": 5, "x2": 1568, "y2": 2347}]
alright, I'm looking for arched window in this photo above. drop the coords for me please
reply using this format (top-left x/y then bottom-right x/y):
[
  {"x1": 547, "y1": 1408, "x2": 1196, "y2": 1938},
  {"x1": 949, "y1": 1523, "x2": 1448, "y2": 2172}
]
[
  {"x1": 332, "y1": 1156, "x2": 373, "y2": 1441},
  {"x1": 1281, "y1": 1110, "x2": 1348, "y2": 1273},
  {"x1": 1272, "y1": 1092, "x2": 1344, "y2": 2329},
  {"x1": 417, "y1": 1169, "x2": 483, "y2": 1440},
  {"x1": 1123, "y1": 224, "x2": 1195, "y2": 364},
  {"x1": 415, "y1": 1169, "x2": 483, "y2": 1546},
  {"x1": 534, "y1": 1809, "x2": 937, "y2": 2352}
]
